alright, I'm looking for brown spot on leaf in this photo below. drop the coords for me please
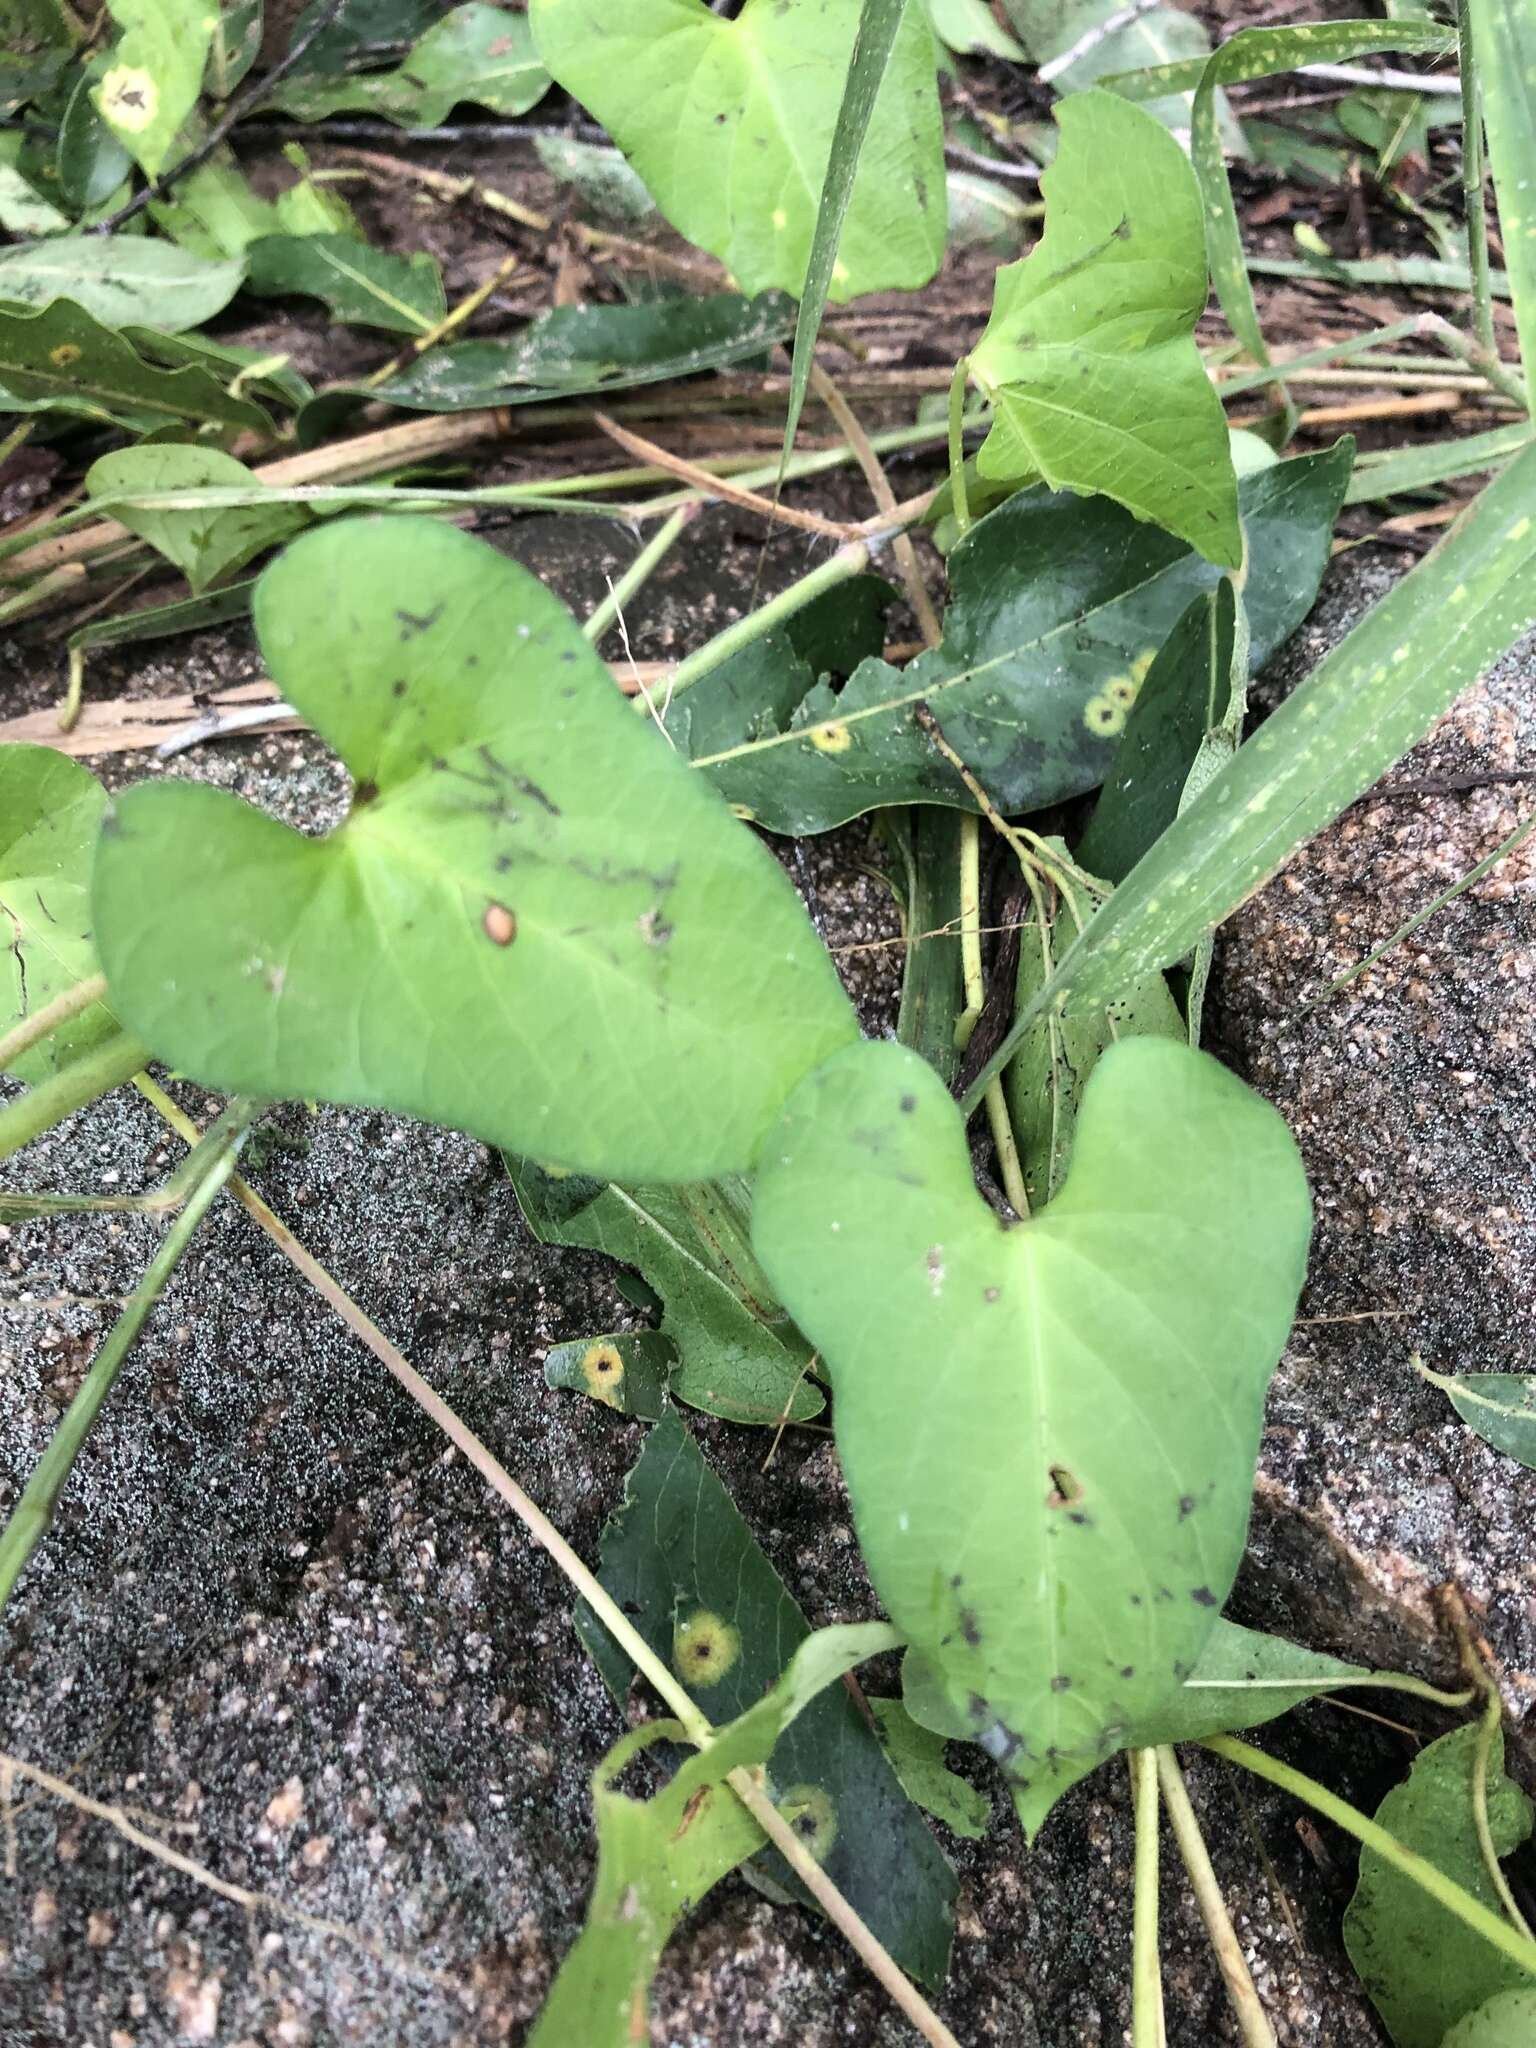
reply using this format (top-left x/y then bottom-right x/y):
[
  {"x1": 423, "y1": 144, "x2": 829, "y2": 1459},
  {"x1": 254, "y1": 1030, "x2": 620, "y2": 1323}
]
[
  {"x1": 483, "y1": 902, "x2": 517, "y2": 946},
  {"x1": 1046, "y1": 1464, "x2": 1083, "y2": 1509}
]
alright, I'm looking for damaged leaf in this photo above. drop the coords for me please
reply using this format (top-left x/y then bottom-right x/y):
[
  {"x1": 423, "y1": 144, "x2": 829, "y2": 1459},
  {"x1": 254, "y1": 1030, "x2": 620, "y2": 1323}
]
[
  {"x1": 752, "y1": 1036, "x2": 1311, "y2": 1834},
  {"x1": 0, "y1": 299, "x2": 271, "y2": 433},
  {"x1": 91, "y1": 517, "x2": 858, "y2": 1183},
  {"x1": 533, "y1": 1620, "x2": 899, "y2": 2048},
  {"x1": 576, "y1": 1412, "x2": 957, "y2": 1986},
  {"x1": 544, "y1": 1330, "x2": 675, "y2": 1421},
  {"x1": 511, "y1": 1164, "x2": 822, "y2": 1427},
  {"x1": 683, "y1": 446, "x2": 1349, "y2": 835}
]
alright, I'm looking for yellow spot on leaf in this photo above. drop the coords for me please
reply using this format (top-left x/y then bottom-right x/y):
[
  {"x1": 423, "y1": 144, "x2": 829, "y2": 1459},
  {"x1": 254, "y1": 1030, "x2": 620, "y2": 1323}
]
[
  {"x1": 99, "y1": 66, "x2": 159, "y2": 132},
  {"x1": 672, "y1": 1609, "x2": 741, "y2": 1687},
  {"x1": 1083, "y1": 692, "x2": 1127, "y2": 738},
  {"x1": 48, "y1": 343, "x2": 81, "y2": 367},
  {"x1": 809, "y1": 720, "x2": 852, "y2": 754},
  {"x1": 580, "y1": 1342, "x2": 625, "y2": 1410},
  {"x1": 777, "y1": 1784, "x2": 838, "y2": 1861}
]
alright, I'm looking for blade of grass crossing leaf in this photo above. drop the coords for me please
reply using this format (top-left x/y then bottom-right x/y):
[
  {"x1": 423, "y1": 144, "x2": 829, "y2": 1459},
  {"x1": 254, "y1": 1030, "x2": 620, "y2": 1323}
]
[
  {"x1": 962, "y1": 438, "x2": 1536, "y2": 1111},
  {"x1": 780, "y1": 0, "x2": 913, "y2": 478},
  {"x1": 1470, "y1": 0, "x2": 1536, "y2": 394},
  {"x1": 1116, "y1": 23, "x2": 1455, "y2": 422}
]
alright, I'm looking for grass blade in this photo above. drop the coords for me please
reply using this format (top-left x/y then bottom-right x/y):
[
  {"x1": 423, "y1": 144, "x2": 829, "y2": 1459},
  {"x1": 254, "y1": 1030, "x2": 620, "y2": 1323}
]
[
  {"x1": 778, "y1": 0, "x2": 920, "y2": 475},
  {"x1": 963, "y1": 438, "x2": 1536, "y2": 1108},
  {"x1": 1106, "y1": 22, "x2": 1454, "y2": 417},
  {"x1": 1470, "y1": 0, "x2": 1536, "y2": 390}
]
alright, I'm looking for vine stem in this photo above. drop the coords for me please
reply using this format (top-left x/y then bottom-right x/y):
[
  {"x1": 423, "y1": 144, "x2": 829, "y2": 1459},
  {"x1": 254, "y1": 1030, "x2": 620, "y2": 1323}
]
[
  {"x1": 0, "y1": 973, "x2": 107, "y2": 1076},
  {"x1": 582, "y1": 503, "x2": 698, "y2": 647},
  {"x1": 947, "y1": 358, "x2": 972, "y2": 538},
  {"x1": 1130, "y1": 1750, "x2": 1166, "y2": 2047},
  {"x1": 655, "y1": 539, "x2": 872, "y2": 706},
  {"x1": 1155, "y1": 1748, "x2": 1275, "y2": 2048},
  {"x1": 1470, "y1": 1665, "x2": 1535, "y2": 1938},
  {"x1": 0, "y1": 1031, "x2": 150, "y2": 1164},
  {"x1": 0, "y1": 1103, "x2": 253, "y2": 1610},
  {"x1": 1203, "y1": 1735, "x2": 1536, "y2": 1980},
  {"x1": 127, "y1": 1079, "x2": 960, "y2": 2048}
]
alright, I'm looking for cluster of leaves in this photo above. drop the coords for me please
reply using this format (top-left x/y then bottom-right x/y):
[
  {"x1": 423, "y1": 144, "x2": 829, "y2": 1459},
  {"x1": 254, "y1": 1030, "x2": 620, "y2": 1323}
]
[{"x1": 4, "y1": 1, "x2": 1536, "y2": 2042}]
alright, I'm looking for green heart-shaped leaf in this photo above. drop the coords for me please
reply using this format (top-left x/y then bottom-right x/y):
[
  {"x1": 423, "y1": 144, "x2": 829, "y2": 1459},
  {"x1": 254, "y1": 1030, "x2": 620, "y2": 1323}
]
[
  {"x1": 528, "y1": 0, "x2": 945, "y2": 301},
  {"x1": 92, "y1": 516, "x2": 858, "y2": 1182},
  {"x1": 969, "y1": 89, "x2": 1241, "y2": 567},
  {"x1": 752, "y1": 1035, "x2": 1311, "y2": 1827},
  {"x1": 1, "y1": 745, "x2": 114, "y2": 1082}
]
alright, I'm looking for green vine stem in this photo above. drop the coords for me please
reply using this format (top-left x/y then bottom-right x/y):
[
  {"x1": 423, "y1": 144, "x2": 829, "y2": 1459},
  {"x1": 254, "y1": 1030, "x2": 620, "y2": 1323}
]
[
  {"x1": 582, "y1": 502, "x2": 698, "y2": 647},
  {"x1": 1470, "y1": 1669, "x2": 1536, "y2": 1938},
  {"x1": 0, "y1": 972, "x2": 108, "y2": 1076},
  {"x1": 656, "y1": 537, "x2": 873, "y2": 707},
  {"x1": 947, "y1": 356, "x2": 972, "y2": 538},
  {"x1": 1204, "y1": 1734, "x2": 1536, "y2": 1981},
  {"x1": 0, "y1": 1031, "x2": 150, "y2": 1165},
  {"x1": 0, "y1": 1101, "x2": 254, "y2": 1610},
  {"x1": 1130, "y1": 1749, "x2": 1166, "y2": 2047},
  {"x1": 1155, "y1": 1747, "x2": 1275, "y2": 2048}
]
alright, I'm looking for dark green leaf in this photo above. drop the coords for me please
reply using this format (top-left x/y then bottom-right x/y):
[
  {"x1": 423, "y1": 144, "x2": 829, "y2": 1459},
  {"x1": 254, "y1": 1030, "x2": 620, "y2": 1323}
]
[
  {"x1": 58, "y1": 71, "x2": 132, "y2": 213},
  {"x1": 682, "y1": 445, "x2": 1350, "y2": 836},
  {"x1": 970, "y1": 91, "x2": 1241, "y2": 567},
  {"x1": 1344, "y1": 1722, "x2": 1534, "y2": 2048},
  {"x1": 246, "y1": 231, "x2": 446, "y2": 335},
  {"x1": 296, "y1": 290, "x2": 796, "y2": 442},
  {"x1": 207, "y1": 0, "x2": 262, "y2": 95},
  {"x1": 0, "y1": 299, "x2": 272, "y2": 431},
  {"x1": 276, "y1": 2, "x2": 548, "y2": 125},
  {"x1": 529, "y1": 0, "x2": 945, "y2": 300},
  {"x1": 752, "y1": 1036, "x2": 1312, "y2": 1836},
  {"x1": 93, "y1": 517, "x2": 859, "y2": 1184},
  {"x1": 123, "y1": 323, "x2": 311, "y2": 412},
  {"x1": 0, "y1": 236, "x2": 244, "y2": 330},
  {"x1": 990, "y1": 440, "x2": 1536, "y2": 1040},
  {"x1": 510, "y1": 1164, "x2": 823, "y2": 1427},
  {"x1": 533, "y1": 1620, "x2": 900, "y2": 2048},
  {"x1": 0, "y1": 746, "x2": 114, "y2": 1083},
  {"x1": 1419, "y1": 1361, "x2": 1536, "y2": 1470},
  {"x1": 1076, "y1": 583, "x2": 1235, "y2": 885},
  {"x1": 576, "y1": 1412, "x2": 957, "y2": 1986},
  {"x1": 544, "y1": 1330, "x2": 675, "y2": 1421}
]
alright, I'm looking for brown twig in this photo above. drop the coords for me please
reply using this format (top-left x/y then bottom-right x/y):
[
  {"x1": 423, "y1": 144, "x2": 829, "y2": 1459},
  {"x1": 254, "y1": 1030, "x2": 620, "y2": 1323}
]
[{"x1": 592, "y1": 412, "x2": 863, "y2": 539}]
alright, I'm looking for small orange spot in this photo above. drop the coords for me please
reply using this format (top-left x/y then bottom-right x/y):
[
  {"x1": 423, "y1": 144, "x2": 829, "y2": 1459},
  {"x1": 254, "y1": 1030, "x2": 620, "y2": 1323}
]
[{"x1": 483, "y1": 902, "x2": 517, "y2": 945}]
